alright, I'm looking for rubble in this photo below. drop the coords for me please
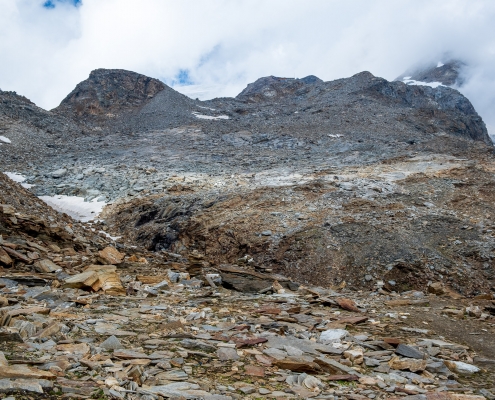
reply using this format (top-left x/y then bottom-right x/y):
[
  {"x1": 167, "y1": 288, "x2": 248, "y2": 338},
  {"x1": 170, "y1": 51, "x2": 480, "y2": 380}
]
[{"x1": 1, "y1": 67, "x2": 495, "y2": 398}]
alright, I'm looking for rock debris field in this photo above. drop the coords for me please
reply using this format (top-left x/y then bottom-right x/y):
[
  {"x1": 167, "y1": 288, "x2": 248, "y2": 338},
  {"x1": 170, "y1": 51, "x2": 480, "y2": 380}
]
[{"x1": 0, "y1": 68, "x2": 495, "y2": 398}]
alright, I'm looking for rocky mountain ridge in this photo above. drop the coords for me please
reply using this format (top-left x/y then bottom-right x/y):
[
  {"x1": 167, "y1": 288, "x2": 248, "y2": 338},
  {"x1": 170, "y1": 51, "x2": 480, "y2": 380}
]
[{"x1": 395, "y1": 60, "x2": 467, "y2": 87}]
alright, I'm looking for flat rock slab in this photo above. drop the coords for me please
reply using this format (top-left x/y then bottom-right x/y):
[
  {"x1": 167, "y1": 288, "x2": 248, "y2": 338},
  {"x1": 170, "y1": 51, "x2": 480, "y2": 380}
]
[
  {"x1": 113, "y1": 350, "x2": 150, "y2": 359},
  {"x1": 314, "y1": 356, "x2": 362, "y2": 377},
  {"x1": 273, "y1": 359, "x2": 321, "y2": 373},
  {"x1": 0, "y1": 365, "x2": 56, "y2": 380},
  {"x1": 395, "y1": 344, "x2": 425, "y2": 359},
  {"x1": 0, "y1": 378, "x2": 44, "y2": 394},
  {"x1": 217, "y1": 347, "x2": 239, "y2": 361},
  {"x1": 266, "y1": 335, "x2": 342, "y2": 356},
  {"x1": 218, "y1": 265, "x2": 291, "y2": 293},
  {"x1": 234, "y1": 337, "x2": 268, "y2": 348},
  {"x1": 389, "y1": 356, "x2": 427, "y2": 372}
]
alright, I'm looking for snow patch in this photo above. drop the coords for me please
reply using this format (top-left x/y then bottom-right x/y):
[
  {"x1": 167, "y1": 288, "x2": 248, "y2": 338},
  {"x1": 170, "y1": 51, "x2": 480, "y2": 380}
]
[
  {"x1": 99, "y1": 230, "x2": 121, "y2": 241},
  {"x1": 38, "y1": 195, "x2": 106, "y2": 222},
  {"x1": 5, "y1": 172, "x2": 26, "y2": 183},
  {"x1": 437, "y1": 61, "x2": 444, "y2": 68},
  {"x1": 403, "y1": 79, "x2": 445, "y2": 88},
  {"x1": 328, "y1": 134, "x2": 343, "y2": 138},
  {"x1": 192, "y1": 112, "x2": 229, "y2": 120},
  {"x1": 4, "y1": 172, "x2": 34, "y2": 188},
  {"x1": 0, "y1": 136, "x2": 11, "y2": 143}
]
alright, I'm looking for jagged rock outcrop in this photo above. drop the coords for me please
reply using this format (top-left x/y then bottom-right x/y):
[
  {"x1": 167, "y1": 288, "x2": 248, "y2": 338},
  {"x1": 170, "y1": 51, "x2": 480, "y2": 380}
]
[
  {"x1": 236, "y1": 75, "x2": 323, "y2": 102},
  {"x1": 53, "y1": 68, "x2": 166, "y2": 119}
]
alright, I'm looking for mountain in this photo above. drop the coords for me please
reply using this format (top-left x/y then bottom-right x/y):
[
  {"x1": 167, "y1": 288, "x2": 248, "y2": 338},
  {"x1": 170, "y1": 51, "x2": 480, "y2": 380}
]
[
  {"x1": 0, "y1": 67, "x2": 494, "y2": 294},
  {"x1": 395, "y1": 59, "x2": 466, "y2": 87},
  {"x1": 1, "y1": 68, "x2": 495, "y2": 398},
  {"x1": 53, "y1": 68, "x2": 166, "y2": 119}
]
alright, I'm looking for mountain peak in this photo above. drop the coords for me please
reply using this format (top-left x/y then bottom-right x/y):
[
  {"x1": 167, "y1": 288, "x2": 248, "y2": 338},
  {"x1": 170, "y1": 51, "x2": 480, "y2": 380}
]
[
  {"x1": 396, "y1": 59, "x2": 466, "y2": 87},
  {"x1": 54, "y1": 68, "x2": 166, "y2": 118}
]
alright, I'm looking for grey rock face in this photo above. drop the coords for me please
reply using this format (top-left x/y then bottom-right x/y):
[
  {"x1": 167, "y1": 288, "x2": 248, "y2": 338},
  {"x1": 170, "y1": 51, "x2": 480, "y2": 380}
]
[{"x1": 396, "y1": 60, "x2": 466, "y2": 86}]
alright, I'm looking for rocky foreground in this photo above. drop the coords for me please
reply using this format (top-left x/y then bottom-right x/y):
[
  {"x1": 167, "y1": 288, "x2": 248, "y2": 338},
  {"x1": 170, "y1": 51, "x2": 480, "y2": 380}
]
[{"x1": 1, "y1": 173, "x2": 495, "y2": 399}]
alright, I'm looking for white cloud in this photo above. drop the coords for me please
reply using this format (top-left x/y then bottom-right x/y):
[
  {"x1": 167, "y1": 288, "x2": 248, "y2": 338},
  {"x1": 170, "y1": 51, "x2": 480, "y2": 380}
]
[{"x1": 1, "y1": 0, "x2": 495, "y2": 133}]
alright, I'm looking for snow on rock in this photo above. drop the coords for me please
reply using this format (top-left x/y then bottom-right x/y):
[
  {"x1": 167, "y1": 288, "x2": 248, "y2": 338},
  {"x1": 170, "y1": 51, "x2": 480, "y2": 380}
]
[
  {"x1": 0, "y1": 136, "x2": 11, "y2": 143},
  {"x1": 38, "y1": 195, "x2": 106, "y2": 222},
  {"x1": 192, "y1": 112, "x2": 229, "y2": 120},
  {"x1": 402, "y1": 78, "x2": 445, "y2": 88},
  {"x1": 4, "y1": 172, "x2": 34, "y2": 188},
  {"x1": 437, "y1": 61, "x2": 445, "y2": 68}
]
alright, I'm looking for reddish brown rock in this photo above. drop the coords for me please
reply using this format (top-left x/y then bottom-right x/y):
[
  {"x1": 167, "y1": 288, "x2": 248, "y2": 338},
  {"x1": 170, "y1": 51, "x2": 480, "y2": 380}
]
[
  {"x1": 234, "y1": 337, "x2": 268, "y2": 348},
  {"x1": 273, "y1": 359, "x2": 321, "y2": 373},
  {"x1": 336, "y1": 298, "x2": 360, "y2": 312}
]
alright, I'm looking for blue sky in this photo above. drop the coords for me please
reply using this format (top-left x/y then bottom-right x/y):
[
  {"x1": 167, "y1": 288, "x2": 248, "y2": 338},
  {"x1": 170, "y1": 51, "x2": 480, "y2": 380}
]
[
  {"x1": 1, "y1": 0, "x2": 495, "y2": 133},
  {"x1": 43, "y1": 0, "x2": 82, "y2": 9}
]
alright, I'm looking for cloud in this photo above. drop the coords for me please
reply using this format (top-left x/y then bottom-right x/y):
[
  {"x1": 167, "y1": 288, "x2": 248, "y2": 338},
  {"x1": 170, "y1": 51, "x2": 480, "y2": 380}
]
[{"x1": 0, "y1": 0, "x2": 495, "y2": 133}]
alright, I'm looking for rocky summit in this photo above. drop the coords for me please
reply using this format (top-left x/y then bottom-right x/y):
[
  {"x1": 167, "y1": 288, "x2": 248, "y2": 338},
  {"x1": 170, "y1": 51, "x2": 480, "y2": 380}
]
[{"x1": 0, "y1": 68, "x2": 495, "y2": 399}]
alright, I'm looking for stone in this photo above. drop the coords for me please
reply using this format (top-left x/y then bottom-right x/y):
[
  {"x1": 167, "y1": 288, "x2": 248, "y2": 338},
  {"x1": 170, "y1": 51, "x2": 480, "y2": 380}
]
[
  {"x1": 0, "y1": 328, "x2": 23, "y2": 343},
  {"x1": 389, "y1": 356, "x2": 427, "y2": 372},
  {"x1": 181, "y1": 339, "x2": 217, "y2": 353},
  {"x1": 113, "y1": 350, "x2": 150, "y2": 359},
  {"x1": 218, "y1": 264, "x2": 291, "y2": 293},
  {"x1": 154, "y1": 369, "x2": 188, "y2": 381},
  {"x1": 428, "y1": 282, "x2": 445, "y2": 295},
  {"x1": 234, "y1": 337, "x2": 268, "y2": 348},
  {"x1": 63, "y1": 265, "x2": 125, "y2": 295},
  {"x1": 51, "y1": 169, "x2": 67, "y2": 178},
  {"x1": 466, "y1": 305, "x2": 483, "y2": 318},
  {"x1": 337, "y1": 316, "x2": 368, "y2": 325},
  {"x1": 263, "y1": 348, "x2": 287, "y2": 360},
  {"x1": 239, "y1": 386, "x2": 256, "y2": 394},
  {"x1": 56, "y1": 343, "x2": 90, "y2": 356},
  {"x1": 320, "y1": 329, "x2": 348, "y2": 343},
  {"x1": 344, "y1": 348, "x2": 364, "y2": 364},
  {"x1": 0, "y1": 365, "x2": 56, "y2": 380},
  {"x1": 336, "y1": 297, "x2": 360, "y2": 312},
  {"x1": 0, "y1": 379, "x2": 44, "y2": 393},
  {"x1": 314, "y1": 356, "x2": 362, "y2": 377},
  {"x1": 395, "y1": 344, "x2": 424, "y2": 359},
  {"x1": 245, "y1": 365, "x2": 265, "y2": 377},
  {"x1": 0, "y1": 352, "x2": 8, "y2": 367},
  {"x1": 0, "y1": 248, "x2": 13, "y2": 265},
  {"x1": 217, "y1": 347, "x2": 239, "y2": 361},
  {"x1": 98, "y1": 246, "x2": 124, "y2": 264},
  {"x1": 100, "y1": 335, "x2": 123, "y2": 350},
  {"x1": 136, "y1": 275, "x2": 168, "y2": 284},
  {"x1": 34, "y1": 259, "x2": 60, "y2": 273},
  {"x1": 284, "y1": 345, "x2": 304, "y2": 356},
  {"x1": 303, "y1": 375, "x2": 322, "y2": 389},
  {"x1": 273, "y1": 358, "x2": 321, "y2": 373},
  {"x1": 444, "y1": 360, "x2": 480, "y2": 375},
  {"x1": 359, "y1": 376, "x2": 379, "y2": 385}
]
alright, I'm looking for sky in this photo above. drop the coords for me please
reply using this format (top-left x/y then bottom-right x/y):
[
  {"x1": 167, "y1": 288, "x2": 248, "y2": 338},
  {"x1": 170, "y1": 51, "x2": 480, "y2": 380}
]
[{"x1": 0, "y1": 0, "x2": 494, "y2": 133}]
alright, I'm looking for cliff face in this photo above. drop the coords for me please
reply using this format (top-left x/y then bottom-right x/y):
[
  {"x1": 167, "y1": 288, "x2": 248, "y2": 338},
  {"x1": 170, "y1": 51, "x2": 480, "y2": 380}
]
[{"x1": 53, "y1": 69, "x2": 166, "y2": 119}]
